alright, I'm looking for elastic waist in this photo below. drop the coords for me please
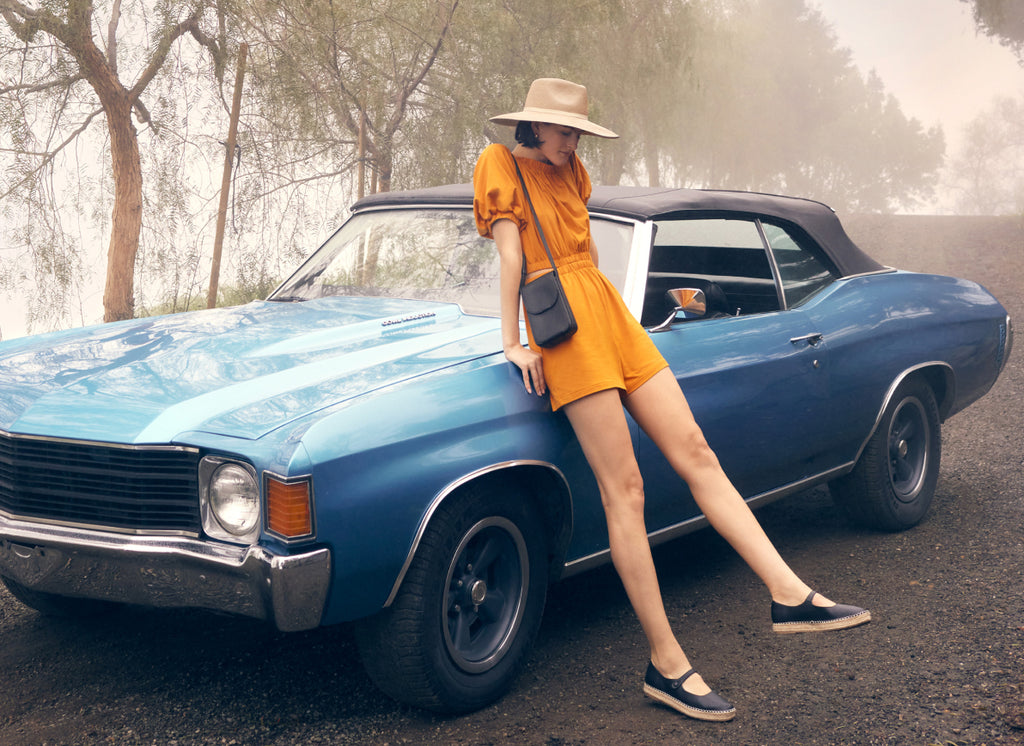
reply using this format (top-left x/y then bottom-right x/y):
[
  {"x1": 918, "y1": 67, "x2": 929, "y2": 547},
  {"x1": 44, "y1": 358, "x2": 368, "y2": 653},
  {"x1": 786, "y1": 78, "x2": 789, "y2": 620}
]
[{"x1": 528, "y1": 252, "x2": 594, "y2": 275}]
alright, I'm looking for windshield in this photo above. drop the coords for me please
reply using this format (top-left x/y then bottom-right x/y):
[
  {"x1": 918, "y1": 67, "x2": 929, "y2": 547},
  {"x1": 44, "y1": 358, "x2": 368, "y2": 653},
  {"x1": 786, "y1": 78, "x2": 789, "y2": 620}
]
[{"x1": 269, "y1": 207, "x2": 634, "y2": 316}]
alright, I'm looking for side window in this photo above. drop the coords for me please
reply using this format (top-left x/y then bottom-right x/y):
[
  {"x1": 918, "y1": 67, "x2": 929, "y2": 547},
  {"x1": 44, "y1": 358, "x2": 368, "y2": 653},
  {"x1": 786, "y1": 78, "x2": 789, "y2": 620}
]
[
  {"x1": 642, "y1": 218, "x2": 779, "y2": 326},
  {"x1": 761, "y1": 223, "x2": 836, "y2": 307}
]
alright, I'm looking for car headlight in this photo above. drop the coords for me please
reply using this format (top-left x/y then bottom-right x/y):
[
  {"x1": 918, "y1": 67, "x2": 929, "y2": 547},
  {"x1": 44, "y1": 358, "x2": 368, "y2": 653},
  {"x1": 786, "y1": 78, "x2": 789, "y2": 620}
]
[
  {"x1": 210, "y1": 464, "x2": 260, "y2": 534},
  {"x1": 200, "y1": 457, "x2": 260, "y2": 543}
]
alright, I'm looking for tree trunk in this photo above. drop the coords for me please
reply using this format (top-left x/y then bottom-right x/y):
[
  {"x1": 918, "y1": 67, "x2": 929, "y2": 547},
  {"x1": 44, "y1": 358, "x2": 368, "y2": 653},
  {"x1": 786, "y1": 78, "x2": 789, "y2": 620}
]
[
  {"x1": 376, "y1": 148, "x2": 392, "y2": 193},
  {"x1": 60, "y1": 9, "x2": 144, "y2": 323},
  {"x1": 645, "y1": 138, "x2": 661, "y2": 188},
  {"x1": 0, "y1": 1, "x2": 218, "y2": 324},
  {"x1": 102, "y1": 92, "x2": 142, "y2": 322}
]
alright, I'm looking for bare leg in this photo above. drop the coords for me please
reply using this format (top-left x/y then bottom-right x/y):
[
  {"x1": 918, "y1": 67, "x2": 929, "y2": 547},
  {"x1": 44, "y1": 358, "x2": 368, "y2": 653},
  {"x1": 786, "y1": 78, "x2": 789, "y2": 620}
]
[
  {"x1": 623, "y1": 368, "x2": 832, "y2": 607},
  {"x1": 562, "y1": 389, "x2": 710, "y2": 693}
]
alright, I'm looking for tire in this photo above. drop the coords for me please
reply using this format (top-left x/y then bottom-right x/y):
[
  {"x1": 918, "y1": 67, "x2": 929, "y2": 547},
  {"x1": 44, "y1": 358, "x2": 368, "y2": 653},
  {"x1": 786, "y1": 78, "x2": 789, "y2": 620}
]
[
  {"x1": 1, "y1": 575, "x2": 117, "y2": 617},
  {"x1": 354, "y1": 486, "x2": 548, "y2": 713},
  {"x1": 830, "y1": 377, "x2": 941, "y2": 531}
]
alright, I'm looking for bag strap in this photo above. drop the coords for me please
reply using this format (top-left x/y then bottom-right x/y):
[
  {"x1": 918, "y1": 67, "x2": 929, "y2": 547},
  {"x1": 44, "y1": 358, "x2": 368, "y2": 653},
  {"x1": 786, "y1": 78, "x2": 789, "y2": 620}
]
[{"x1": 511, "y1": 155, "x2": 559, "y2": 289}]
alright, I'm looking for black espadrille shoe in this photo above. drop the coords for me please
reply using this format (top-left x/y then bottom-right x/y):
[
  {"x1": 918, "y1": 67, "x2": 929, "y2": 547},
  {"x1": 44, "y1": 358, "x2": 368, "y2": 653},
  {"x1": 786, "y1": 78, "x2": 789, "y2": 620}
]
[
  {"x1": 771, "y1": 591, "x2": 871, "y2": 633},
  {"x1": 643, "y1": 662, "x2": 736, "y2": 721}
]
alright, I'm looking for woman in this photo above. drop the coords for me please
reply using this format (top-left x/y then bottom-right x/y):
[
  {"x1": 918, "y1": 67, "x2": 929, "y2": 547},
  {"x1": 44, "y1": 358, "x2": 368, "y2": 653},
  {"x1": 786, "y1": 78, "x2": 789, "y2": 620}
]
[{"x1": 473, "y1": 78, "x2": 870, "y2": 722}]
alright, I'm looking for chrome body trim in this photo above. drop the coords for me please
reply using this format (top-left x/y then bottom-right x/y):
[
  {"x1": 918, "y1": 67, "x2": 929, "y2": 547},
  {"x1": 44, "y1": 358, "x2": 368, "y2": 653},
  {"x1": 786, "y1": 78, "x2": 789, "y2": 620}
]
[
  {"x1": 383, "y1": 460, "x2": 572, "y2": 608},
  {"x1": 0, "y1": 430, "x2": 202, "y2": 537},
  {"x1": 560, "y1": 463, "x2": 852, "y2": 578},
  {"x1": 0, "y1": 430, "x2": 199, "y2": 454},
  {"x1": 851, "y1": 362, "x2": 954, "y2": 465},
  {"x1": 756, "y1": 219, "x2": 789, "y2": 311},
  {"x1": 0, "y1": 515, "x2": 331, "y2": 632},
  {"x1": 845, "y1": 267, "x2": 899, "y2": 279},
  {"x1": 1000, "y1": 314, "x2": 1014, "y2": 377},
  {"x1": 0, "y1": 509, "x2": 200, "y2": 539}
]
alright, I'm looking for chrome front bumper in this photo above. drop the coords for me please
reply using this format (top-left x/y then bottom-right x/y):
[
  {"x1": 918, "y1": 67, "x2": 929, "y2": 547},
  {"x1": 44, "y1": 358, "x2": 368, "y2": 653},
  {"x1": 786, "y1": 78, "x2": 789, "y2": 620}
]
[{"x1": 0, "y1": 515, "x2": 331, "y2": 632}]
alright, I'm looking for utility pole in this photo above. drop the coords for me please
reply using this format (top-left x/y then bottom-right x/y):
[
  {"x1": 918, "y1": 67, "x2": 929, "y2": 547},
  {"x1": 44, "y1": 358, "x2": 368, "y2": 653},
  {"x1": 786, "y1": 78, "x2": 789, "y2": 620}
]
[
  {"x1": 207, "y1": 43, "x2": 248, "y2": 309},
  {"x1": 358, "y1": 113, "x2": 366, "y2": 199}
]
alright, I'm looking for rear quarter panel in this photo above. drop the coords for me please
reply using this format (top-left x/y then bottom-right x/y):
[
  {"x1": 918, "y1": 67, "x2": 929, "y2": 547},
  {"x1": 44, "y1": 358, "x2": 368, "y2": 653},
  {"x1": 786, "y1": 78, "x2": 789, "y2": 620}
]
[{"x1": 805, "y1": 270, "x2": 1008, "y2": 466}]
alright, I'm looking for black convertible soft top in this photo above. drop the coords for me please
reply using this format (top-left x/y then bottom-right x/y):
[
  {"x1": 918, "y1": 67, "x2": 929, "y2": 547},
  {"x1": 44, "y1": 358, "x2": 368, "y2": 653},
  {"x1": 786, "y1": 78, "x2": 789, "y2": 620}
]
[{"x1": 353, "y1": 184, "x2": 885, "y2": 278}]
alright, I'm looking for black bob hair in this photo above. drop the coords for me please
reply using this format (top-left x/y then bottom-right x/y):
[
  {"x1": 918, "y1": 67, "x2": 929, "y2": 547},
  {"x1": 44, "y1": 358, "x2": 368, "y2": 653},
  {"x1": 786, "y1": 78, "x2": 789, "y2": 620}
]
[{"x1": 514, "y1": 121, "x2": 542, "y2": 148}]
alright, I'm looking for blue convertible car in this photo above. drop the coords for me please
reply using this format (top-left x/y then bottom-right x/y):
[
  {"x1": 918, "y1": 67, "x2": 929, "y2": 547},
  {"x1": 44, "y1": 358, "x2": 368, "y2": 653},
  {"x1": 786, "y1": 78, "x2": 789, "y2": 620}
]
[{"x1": 0, "y1": 185, "x2": 1012, "y2": 712}]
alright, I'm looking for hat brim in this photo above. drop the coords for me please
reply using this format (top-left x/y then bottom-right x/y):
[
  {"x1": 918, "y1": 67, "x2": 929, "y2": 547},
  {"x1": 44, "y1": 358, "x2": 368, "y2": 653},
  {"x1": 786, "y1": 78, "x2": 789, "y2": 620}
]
[{"x1": 489, "y1": 110, "x2": 618, "y2": 139}]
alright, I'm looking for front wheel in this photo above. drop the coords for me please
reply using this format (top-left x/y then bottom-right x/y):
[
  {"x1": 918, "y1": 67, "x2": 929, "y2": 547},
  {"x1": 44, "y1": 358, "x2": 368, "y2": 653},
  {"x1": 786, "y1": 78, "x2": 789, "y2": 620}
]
[
  {"x1": 354, "y1": 487, "x2": 548, "y2": 713},
  {"x1": 830, "y1": 377, "x2": 941, "y2": 531}
]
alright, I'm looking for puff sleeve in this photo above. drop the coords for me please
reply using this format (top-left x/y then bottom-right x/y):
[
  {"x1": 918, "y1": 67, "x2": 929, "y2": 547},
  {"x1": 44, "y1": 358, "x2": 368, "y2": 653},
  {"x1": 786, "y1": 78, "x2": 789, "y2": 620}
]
[
  {"x1": 570, "y1": 153, "x2": 593, "y2": 205},
  {"x1": 473, "y1": 144, "x2": 528, "y2": 239}
]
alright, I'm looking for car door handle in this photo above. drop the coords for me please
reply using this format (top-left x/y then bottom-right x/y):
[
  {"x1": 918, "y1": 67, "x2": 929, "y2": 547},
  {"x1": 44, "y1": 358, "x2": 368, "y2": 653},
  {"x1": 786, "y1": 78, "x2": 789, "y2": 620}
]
[{"x1": 789, "y1": 332, "x2": 824, "y2": 347}]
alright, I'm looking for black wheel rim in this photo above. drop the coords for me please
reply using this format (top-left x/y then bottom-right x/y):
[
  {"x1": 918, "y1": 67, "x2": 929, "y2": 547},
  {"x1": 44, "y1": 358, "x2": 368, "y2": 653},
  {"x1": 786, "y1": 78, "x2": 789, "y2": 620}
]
[
  {"x1": 887, "y1": 396, "x2": 930, "y2": 502},
  {"x1": 443, "y1": 517, "x2": 528, "y2": 674}
]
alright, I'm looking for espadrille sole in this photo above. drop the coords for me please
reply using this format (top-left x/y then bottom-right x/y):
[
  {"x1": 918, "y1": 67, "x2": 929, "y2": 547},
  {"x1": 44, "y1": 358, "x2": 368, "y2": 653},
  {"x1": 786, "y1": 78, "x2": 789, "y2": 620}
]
[{"x1": 643, "y1": 683, "x2": 737, "y2": 721}]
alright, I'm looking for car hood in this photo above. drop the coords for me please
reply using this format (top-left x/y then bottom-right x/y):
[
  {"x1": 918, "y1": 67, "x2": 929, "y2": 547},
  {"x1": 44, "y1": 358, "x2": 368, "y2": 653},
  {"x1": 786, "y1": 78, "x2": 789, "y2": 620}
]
[{"x1": 0, "y1": 298, "x2": 502, "y2": 443}]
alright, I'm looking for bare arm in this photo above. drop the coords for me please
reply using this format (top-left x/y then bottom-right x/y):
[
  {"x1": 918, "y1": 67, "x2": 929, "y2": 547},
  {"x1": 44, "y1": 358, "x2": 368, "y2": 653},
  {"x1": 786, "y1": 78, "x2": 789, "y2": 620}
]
[{"x1": 493, "y1": 219, "x2": 546, "y2": 396}]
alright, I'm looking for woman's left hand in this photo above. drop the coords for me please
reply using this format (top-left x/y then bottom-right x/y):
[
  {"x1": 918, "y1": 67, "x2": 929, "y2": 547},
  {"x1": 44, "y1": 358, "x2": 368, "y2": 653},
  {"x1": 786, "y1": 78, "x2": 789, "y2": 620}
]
[{"x1": 505, "y1": 343, "x2": 546, "y2": 396}]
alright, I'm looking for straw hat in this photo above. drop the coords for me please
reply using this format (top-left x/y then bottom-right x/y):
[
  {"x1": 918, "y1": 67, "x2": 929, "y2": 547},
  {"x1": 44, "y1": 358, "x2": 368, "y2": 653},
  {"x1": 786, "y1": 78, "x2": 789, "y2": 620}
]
[{"x1": 489, "y1": 78, "x2": 618, "y2": 139}]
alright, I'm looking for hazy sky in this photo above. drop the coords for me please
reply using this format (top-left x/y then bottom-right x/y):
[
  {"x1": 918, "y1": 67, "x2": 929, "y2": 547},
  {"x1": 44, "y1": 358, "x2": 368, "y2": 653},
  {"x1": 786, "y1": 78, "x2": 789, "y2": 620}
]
[{"x1": 811, "y1": 0, "x2": 1024, "y2": 151}]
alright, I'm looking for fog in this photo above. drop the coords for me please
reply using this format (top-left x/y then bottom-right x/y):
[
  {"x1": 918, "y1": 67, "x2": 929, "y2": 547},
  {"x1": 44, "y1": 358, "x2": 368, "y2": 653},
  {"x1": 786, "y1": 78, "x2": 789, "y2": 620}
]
[
  {"x1": 1, "y1": 0, "x2": 1022, "y2": 342},
  {"x1": 813, "y1": 0, "x2": 1024, "y2": 155}
]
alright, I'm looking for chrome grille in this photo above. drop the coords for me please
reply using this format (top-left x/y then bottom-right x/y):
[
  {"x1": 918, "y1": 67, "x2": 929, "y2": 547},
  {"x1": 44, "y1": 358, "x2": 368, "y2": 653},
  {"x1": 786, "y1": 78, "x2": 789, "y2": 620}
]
[{"x1": 0, "y1": 432, "x2": 201, "y2": 533}]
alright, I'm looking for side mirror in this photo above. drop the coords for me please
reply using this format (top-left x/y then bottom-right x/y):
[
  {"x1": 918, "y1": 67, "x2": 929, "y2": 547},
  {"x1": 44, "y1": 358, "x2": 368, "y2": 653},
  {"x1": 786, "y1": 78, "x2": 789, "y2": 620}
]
[{"x1": 649, "y1": 288, "x2": 707, "y2": 332}]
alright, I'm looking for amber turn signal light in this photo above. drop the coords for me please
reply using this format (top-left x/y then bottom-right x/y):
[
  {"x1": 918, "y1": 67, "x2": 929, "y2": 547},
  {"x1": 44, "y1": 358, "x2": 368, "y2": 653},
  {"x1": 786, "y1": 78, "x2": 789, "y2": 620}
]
[{"x1": 266, "y1": 477, "x2": 313, "y2": 539}]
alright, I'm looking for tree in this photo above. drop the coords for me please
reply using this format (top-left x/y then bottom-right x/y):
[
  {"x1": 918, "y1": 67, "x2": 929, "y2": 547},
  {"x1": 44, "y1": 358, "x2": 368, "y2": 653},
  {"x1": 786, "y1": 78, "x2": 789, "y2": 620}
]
[
  {"x1": 375, "y1": 0, "x2": 702, "y2": 189},
  {"x1": 566, "y1": 0, "x2": 703, "y2": 187},
  {"x1": 391, "y1": 0, "x2": 591, "y2": 187},
  {"x1": 946, "y1": 93, "x2": 1024, "y2": 214},
  {"x1": 234, "y1": 0, "x2": 458, "y2": 195},
  {"x1": 961, "y1": 0, "x2": 1024, "y2": 61},
  {"x1": 417, "y1": 0, "x2": 943, "y2": 210},
  {"x1": 0, "y1": 0, "x2": 955, "y2": 337},
  {"x1": 651, "y1": 0, "x2": 944, "y2": 212},
  {"x1": 0, "y1": 0, "x2": 228, "y2": 322},
  {"x1": 231, "y1": 0, "x2": 944, "y2": 211}
]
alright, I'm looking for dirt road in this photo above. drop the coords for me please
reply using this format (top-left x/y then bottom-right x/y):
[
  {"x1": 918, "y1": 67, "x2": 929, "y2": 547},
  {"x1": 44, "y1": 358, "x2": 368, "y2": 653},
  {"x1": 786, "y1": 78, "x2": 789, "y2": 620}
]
[{"x1": 1, "y1": 214, "x2": 1022, "y2": 745}]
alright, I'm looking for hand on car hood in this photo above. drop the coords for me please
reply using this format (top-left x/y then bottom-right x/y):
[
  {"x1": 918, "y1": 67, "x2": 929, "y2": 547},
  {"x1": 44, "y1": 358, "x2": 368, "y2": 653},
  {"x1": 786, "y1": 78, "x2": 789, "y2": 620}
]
[{"x1": 0, "y1": 298, "x2": 501, "y2": 443}]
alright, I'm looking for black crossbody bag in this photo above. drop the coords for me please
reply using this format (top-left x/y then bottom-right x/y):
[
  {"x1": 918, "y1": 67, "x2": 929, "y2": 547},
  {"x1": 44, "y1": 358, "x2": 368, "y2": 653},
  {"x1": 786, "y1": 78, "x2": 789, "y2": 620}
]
[{"x1": 512, "y1": 158, "x2": 578, "y2": 348}]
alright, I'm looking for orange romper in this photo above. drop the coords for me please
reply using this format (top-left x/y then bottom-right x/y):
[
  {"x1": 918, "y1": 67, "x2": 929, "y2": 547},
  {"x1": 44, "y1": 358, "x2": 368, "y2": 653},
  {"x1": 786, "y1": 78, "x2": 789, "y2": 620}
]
[{"x1": 473, "y1": 143, "x2": 667, "y2": 411}]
